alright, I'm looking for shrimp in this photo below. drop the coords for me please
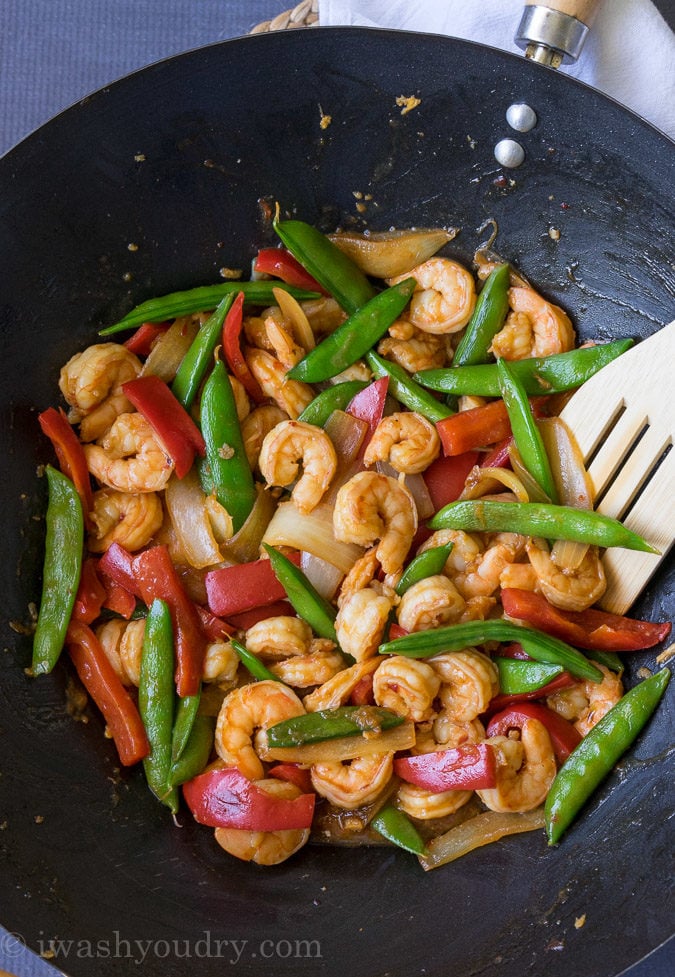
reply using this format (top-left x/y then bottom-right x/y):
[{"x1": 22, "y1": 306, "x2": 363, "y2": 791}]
[
  {"x1": 215, "y1": 681, "x2": 305, "y2": 781},
  {"x1": 214, "y1": 778, "x2": 310, "y2": 865},
  {"x1": 429, "y1": 649, "x2": 499, "y2": 723},
  {"x1": 244, "y1": 616, "x2": 313, "y2": 660},
  {"x1": 245, "y1": 348, "x2": 313, "y2": 419},
  {"x1": 337, "y1": 546, "x2": 381, "y2": 609},
  {"x1": 203, "y1": 640, "x2": 240, "y2": 685},
  {"x1": 241, "y1": 405, "x2": 288, "y2": 470},
  {"x1": 96, "y1": 618, "x2": 145, "y2": 686},
  {"x1": 417, "y1": 529, "x2": 483, "y2": 584},
  {"x1": 84, "y1": 412, "x2": 173, "y2": 492},
  {"x1": 335, "y1": 587, "x2": 393, "y2": 662},
  {"x1": 489, "y1": 286, "x2": 575, "y2": 360},
  {"x1": 415, "y1": 714, "x2": 486, "y2": 754},
  {"x1": 377, "y1": 318, "x2": 449, "y2": 372},
  {"x1": 229, "y1": 373, "x2": 251, "y2": 423},
  {"x1": 269, "y1": 647, "x2": 345, "y2": 688},
  {"x1": 477, "y1": 719, "x2": 557, "y2": 813},
  {"x1": 372, "y1": 655, "x2": 440, "y2": 722},
  {"x1": 59, "y1": 342, "x2": 142, "y2": 442},
  {"x1": 397, "y1": 575, "x2": 466, "y2": 632},
  {"x1": 396, "y1": 782, "x2": 473, "y2": 820},
  {"x1": 458, "y1": 532, "x2": 527, "y2": 600},
  {"x1": 388, "y1": 258, "x2": 476, "y2": 335},
  {"x1": 258, "y1": 419, "x2": 337, "y2": 514},
  {"x1": 303, "y1": 659, "x2": 380, "y2": 712},
  {"x1": 364, "y1": 412, "x2": 441, "y2": 475},
  {"x1": 333, "y1": 471, "x2": 417, "y2": 576},
  {"x1": 526, "y1": 538, "x2": 606, "y2": 612},
  {"x1": 264, "y1": 312, "x2": 306, "y2": 370},
  {"x1": 310, "y1": 753, "x2": 394, "y2": 810},
  {"x1": 302, "y1": 297, "x2": 347, "y2": 337},
  {"x1": 547, "y1": 663, "x2": 623, "y2": 737},
  {"x1": 88, "y1": 487, "x2": 163, "y2": 552}
]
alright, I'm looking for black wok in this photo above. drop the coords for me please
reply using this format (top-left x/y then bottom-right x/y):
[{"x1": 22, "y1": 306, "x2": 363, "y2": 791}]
[{"x1": 0, "y1": 27, "x2": 673, "y2": 977}]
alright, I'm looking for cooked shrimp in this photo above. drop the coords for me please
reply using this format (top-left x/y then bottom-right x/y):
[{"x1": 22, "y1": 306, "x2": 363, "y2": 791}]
[
  {"x1": 372, "y1": 656, "x2": 440, "y2": 722},
  {"x1": 59, "y1": 342, "x2": 142, "y2": 442},
  {"x1": 397, "y1": 575, "x2": 466, "y2": 632},
  {"x1": 229, "y1": 373, "x2": 251, "y2": 423},
  {"x1": 333, "y1": 471, "x2": 417, "y2": 576},
  {"x1": 88, "y1": 487, "x2": 163, "y2": 552},
  {"x1": 241, "y1": 405, "x2": 288, "y2": 470},
  {"x1": 269, "y1": 647, "x2": 344, "y2": 688},
  {"x1": 302, "y1": 297, "x2": 347, "y2": 337},
  {"x1": 258, "y1": 419, "x2": 337, "y2": 514},
  {"x1": 364, "y1": 412, "x2": 440, "y2": 474},
  {"x1": 335, "y1": 587, "x2": 393, "y2": 662},
  {"x1": 377, "y1": 318, "x2": 449, "y2": 372},
  {"x1": 415, "y1": 714, "x2": 486, "y2": 754},
  {"x1": 490, "y1": 286, "x2": 575, "y2": 360},
  {"x1": 303, "y1": 659, "x2": 380, "y2": 712},
  {"x1": 458, "y1": 532, "x2": 527, "y2": 599},
  {"x1": 477, "y1": 719, "x2": 557, "y2": 813},
  {"x1": 337, "y1": 546, "x2": 381, "y2": 609},
  {"x1": 310, "y1": 753, "x2": 393, "y2": 809},
  {"x1": 547, "y1": 663, "x2": 623, "y2": 737},
  {"x1": 388, "y1": 258, "x2": 476, "y2": 335},
  {"x1": 215, "y1": 681, "x2": 305, "y2": 780},
  {"x1": 245, "y1": 348, "x2": 313, "y2": 419},
  {"x1": 96, "y1": 618, "x2": 145, "y2": 687},
  {"x1": 429, "y1": 649, "x2": 499, "y2": 723},
  {"x1": 396, "y1": 782, "x2": 473, "y2": 820},
  {"x1": 214, "y1": 778, "x2": 310, "y2": 865},
  {"x1": 264, "y1": 312, "x2": 306, "y2": 370},
  {"x1": 417, "y1": 529, "x2": 483, "y2": 584},
  {"x1": 84, "y1": 412, "x2": 173, "y2": 492},
  {"x1": 245, "y1": 616, "x2": 313, "y2": 660},
  {"x1": 526, "y1": 538, "x2": 606, "y2": 612},
  {"x1": 203, "y1": 640, "x2": 240, "y2": 685}
]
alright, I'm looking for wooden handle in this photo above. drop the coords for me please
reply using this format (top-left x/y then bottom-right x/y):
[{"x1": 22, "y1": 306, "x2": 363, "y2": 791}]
[{"x1": 525, "y1": 0, "x2": 604, "y2": 28}]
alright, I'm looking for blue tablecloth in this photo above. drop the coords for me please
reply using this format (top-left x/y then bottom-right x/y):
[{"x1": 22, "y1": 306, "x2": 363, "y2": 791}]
[{"x1": 1, "y1": 2, "x2": 673, "y2": 975}]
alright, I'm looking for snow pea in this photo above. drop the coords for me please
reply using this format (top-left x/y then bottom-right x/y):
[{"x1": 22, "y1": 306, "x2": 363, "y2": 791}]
[
  {"x1": 495, "y1": 657, "x2": 564, "y2": 694},
  {"x1": 497, "y1": 357, "x2": 558, "y2": 502},
  {"x1": 415, "y1": 338, "x2": 633, "y2": 396},
  {"x1": 379, "y1": 620, "x2": 603, "y2": 683},
  {"x1": 139, "y1": 598, "x2": 179, "y2": 813},
  {"x1": 365, "y1": 349, "x2": 453, "y2": 422},
  {"x1": 274, "y1": 218, "x2": 376, "y2": 314},
  {"x1": 171, "y1": 689, "x2": 202, "y2": 762},
  {"x1": 171, "y1": 294, "x2": 234, "y2": 409},
  {"x1": 545, "y1": 667, "x2": 670, "y2": 843},
  {"x1": 429, "y1": 501, "x2": 657, "y2": 553},
  {"x1": 168, "y1": 715, "x2": 215, "y2": 788},
  {"x1": 266, "y1": 705, "x2": 405, "y2": 748},
  {"x1": 32, "y1": 466, "x2": 84, "y2": 675},
  {"x1": 287, "y1": 279, "x2": 417, "y2": 384},
  {"x1": 396, "y1": 543, "x2": 454, "y2": 596},
  {"x1": 230, "y1": 637, "x2": 281, "y2": 683},
  {"x1": 99, "y1": 281, "x2": 319, "y2": 334},
  {"x1": 297, "y1": 380, "x2": 368, "y2": 427},
  {"x1": 263, "y1": 544, "x2": 338, "y2": 643},
  {"x1": 452, "y1": 263, "x2": 510, "y2": 367},
  {"x1": 371, "y1": 804, "x2": 427, "y2": 856}
]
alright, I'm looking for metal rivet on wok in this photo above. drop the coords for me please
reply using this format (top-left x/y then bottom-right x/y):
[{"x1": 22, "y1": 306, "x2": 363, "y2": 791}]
[
  {"x1": 506, "y1": 103, "x2": 538, "y2": 132},
  {"x1": 494, "y1": 138, "x2": 525, "y2": 168}
]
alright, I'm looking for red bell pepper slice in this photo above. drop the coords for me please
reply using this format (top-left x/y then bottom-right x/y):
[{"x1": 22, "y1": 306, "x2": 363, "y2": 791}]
[
  {"x1": 226, "y1": 600, "x2": 296, "y2": 631},
  {"x1": 204, "y1": 552, "x2": 301, "y2": 618},
  {"x1": 66, "y1": 621, "x2": 149, "y2": 766},
  {"x1": 123, "y1": 321, "x2": 169, "y2": 356},
  {"x1": 122, "y1": 375, "x2": 205, "y2": 478},
  {"x1": 195, "y1": 605, "x2": 235, "y2": 642},
  {"x1": 183, "y1": 767, "x2": 315, "y2": 830},
  {"x1": 99, "y1": 570, "x2": 137, "y2": 620},
  {"x1": 393, "y1": 743, "x2": 497, "y2": 792},
  {"x1": 38, "y1": 406, "x2": 94, "y2": 528},
  {"x1": 501, "y1": 589, "x2": 672, "y2": 652},
  {"x1": 132, "y1": 545, "x2": 206, "y2": 698},
  {"x1": 346, "y1": 376, "x2": 389, "y2": 446},
  {"x1": 72, "y1": 558, "x2": 107, "y2": 624},
  {"x1": 480, "y1": 437, "x2": 513, "y2": 469},
  {"x1": 422, "y1": 451, "x2": 479, "y2": 511},
  {"x1": 349, "y1": 672, "x2": 375, "y2": 706},
  {"x1": 436, "y1": 398, "x2": 548, "y2": 456},
  {"x1": 254, "y1": 248, "x2": 325, "y2": 294},
  {"x1": 486, "y1": 702, "x2": 582, "y2": 764},
  {"x1": 97, "y1": 541, "x2": 138, "y2": 594},
  {"x1": 485, "y1": 672, "x2": 579, "y2": 716},
  {"x1": 221, "y1": 290, "x2": 265, "y2": 403},
  {"x1": 268, "y1": 763, "x2": 314, "y2": 795}
]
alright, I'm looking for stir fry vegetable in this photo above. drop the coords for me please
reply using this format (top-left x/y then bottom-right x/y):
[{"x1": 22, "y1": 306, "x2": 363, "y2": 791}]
[{"x1": 30, "y1": 215, "x2": 671, "y2": 871}]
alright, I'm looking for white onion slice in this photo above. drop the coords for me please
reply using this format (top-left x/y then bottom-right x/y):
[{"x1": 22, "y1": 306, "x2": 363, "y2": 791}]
[
  {"x1": 419, "y1": 807, "x2": 545, "y2": 871},
  {"x1": 273, "y1": 286, "x2": 315, "y2": 350},
  {"x1": 328, "y1": 228, "x2": 456, "y2": 278},
  {"x1": 164, "y1": 469, "x2": 223, "y2": 569},
  {"x1": 539, "y1": 417, "x2": 594, "y2": 570},
  {"x1": 300, "y1": 550, "x2": 344, "y2": 600},
  {"x1": 141, "y1": 316, "x2": 199, "y2": 382}
]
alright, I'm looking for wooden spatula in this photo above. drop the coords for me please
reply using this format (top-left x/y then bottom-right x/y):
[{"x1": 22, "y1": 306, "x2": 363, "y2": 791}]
[{"x1": 559, "y1": 320, "x2": 675, "y2": 615}]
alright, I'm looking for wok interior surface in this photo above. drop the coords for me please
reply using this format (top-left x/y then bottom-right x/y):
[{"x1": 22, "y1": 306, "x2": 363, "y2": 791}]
[{"x1": 0, "y1": 28, "x2": 673, "y2": 977}]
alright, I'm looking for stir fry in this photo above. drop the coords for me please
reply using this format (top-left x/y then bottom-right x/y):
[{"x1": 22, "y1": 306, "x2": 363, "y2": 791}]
[{"x1": 31, "y1": 216, "x2": 671, "y2": 868}]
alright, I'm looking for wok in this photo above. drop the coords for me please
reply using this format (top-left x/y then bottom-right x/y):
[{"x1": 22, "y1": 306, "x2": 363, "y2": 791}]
[{"x1": 0, "y1": 26, "x2": 673, "y2": 977}]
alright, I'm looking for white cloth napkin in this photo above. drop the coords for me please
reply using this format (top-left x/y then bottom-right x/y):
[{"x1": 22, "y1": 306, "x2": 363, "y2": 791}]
[{"x1": 319, "y1": 0, "x2": 675, "y2": 140}]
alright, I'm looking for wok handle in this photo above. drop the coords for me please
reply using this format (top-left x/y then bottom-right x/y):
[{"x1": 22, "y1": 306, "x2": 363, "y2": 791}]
[{"x1": 515, "y1": 0, "x2": 604, "y2": 67}]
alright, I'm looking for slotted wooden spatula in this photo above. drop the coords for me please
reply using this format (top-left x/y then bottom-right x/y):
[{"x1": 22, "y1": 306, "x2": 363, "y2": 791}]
[{"x1": 559, "y1": 320, "x2": 675, "y2": 615}]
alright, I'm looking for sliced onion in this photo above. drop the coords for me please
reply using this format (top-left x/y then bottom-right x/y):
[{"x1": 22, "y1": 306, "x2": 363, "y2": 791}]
[
  {"x1": 263, "y1": 500, "x2": 363, "y2": 574},
  {"x1": 141, "y1": 315, "x2": 199, "y2": 381},
  {"x1": 419, "y1": 807, "x2": 545, "y2": 871},
  {"x1": 539, "y1": 417, "x2": 594, "y2": 571},
  {"x1": 324, "y1": 410, "x2": 368, "y2": 470},
  {"x1": 272, "y1": 286, "x2": 315, "y2": 350},
  {"x1": 204, "y1": 493, "x2": 234, "y2": 544},
  {"x1": 259, "y1": 721, "x2": 415, "y2": 765},
  {"x1": 507, "y1": 444, "x2": 552, "y2": 503},
  {"x1": 375, "y1": 461, "x2": 435, "y2": 520},
  {"x1": 164, "y1": 469, "x2": 223, "y2": 569},
  {"x1": 460, "y1": 464, "x2": 530, "y2": 503},
  {"x1": 220, "y1": 484, "x2": 277, "y2": 564},
  {"x1": 300, "y1": 550, "x2": 344, "y2": 600},
  {"x1": 328, "y1": 228, "x2": 457, "y2": 278}
]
